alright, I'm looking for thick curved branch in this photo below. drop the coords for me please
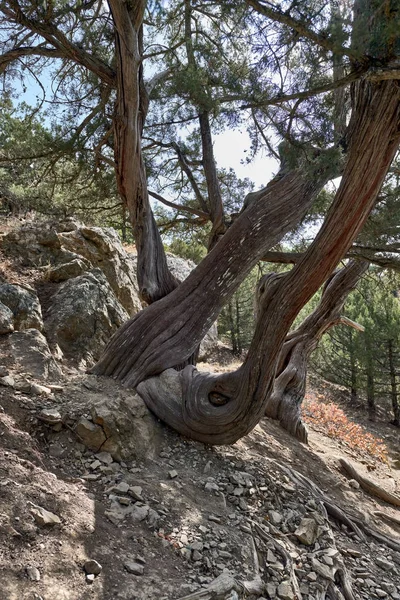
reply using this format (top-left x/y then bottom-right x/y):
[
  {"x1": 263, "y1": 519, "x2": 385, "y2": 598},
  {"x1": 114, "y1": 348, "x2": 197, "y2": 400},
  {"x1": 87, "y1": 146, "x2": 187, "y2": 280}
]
[
  {"x1": 262, "y1": 250, "x2": 303, "y2": 264},
  {"x1": 262, "y1": 247, "x2": 400, "y2": 273},
  {"x1": 0, "y1": 45, "x2": 65, "y2": 73},
  {"x1": 264, "y1": 259, "x2": 369, "y2": 441},
  {"x1": 1, "y1": 0, "x2": 116, "y2": 85},
  {"x1": 108, "y1": 0, "x2": 177, "y2": 303},
  {"x1": 230, "y1": 69, "x2": 367, "y2": 110}
]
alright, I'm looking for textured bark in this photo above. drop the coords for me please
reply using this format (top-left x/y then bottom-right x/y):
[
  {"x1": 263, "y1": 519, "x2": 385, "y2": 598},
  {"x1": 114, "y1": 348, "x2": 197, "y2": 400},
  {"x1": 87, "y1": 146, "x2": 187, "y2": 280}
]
[
  {"x1": 109, "y1": 0, "x2": 177, "y2": 304},
  {"x1": 264, "y1": 260, "x2": 368, "y2": 443},
  {"x1": 92, "y1": 166, "x2": 326, "y2": 387}
]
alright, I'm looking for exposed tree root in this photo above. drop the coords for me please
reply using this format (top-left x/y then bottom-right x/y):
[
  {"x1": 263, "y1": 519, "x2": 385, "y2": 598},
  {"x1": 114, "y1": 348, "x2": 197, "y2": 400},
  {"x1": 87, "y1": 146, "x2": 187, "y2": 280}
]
[
  {"x1": 342, "y1": 513, "x2": 400, "y2": 553},
  {"x1": 177, "y1": 449, "x2": 400, "y2": 600},
  {"x1": 176, "y1": 569, "x2": 263, "y2": 599},
  {"x1": 251, "y1": 521, "x2": 304, "y2": 600},
  {"x1": 374, "y1": 510, "x2": 400, "y2": 528},
  {"x1": 269, "y1": 457, "x2": 400, "y2": 551},
  {"x1": 339, "y1": 458, "x2": 400, "y2": 507},
  {"x1": 322, "y1": 500, "x2": 365, "y2": 541}
]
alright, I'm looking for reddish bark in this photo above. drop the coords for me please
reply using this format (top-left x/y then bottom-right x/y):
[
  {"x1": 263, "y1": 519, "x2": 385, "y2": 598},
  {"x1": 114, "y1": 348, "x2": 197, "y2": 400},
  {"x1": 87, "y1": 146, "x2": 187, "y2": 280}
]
[{"x1": 109, "y1": 0, "x2": 178, "y2": 304}]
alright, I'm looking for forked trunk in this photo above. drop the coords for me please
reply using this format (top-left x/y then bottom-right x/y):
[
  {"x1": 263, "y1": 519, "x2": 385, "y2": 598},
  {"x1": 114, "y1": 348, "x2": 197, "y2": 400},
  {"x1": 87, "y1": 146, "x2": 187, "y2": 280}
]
[
  {"x1": 93, "y1": 167, "x2": 327, "y2": 383},
  {"x1": 93, "y1": 78, "x2": 400, "y2": 445},
  {"x1": 264, "y1": 260, "x2": 368, "y2": 443}
]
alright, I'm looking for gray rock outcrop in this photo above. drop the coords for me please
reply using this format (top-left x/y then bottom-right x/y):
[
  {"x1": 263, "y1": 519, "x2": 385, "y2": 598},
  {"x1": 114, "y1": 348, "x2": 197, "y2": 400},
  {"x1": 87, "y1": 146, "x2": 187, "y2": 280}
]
[
  {"x1": 64, "y1": 375, "x2": 165, "y2": 460},
  {"x1": 90, "y1": 388, "x2": 163, "y2": 460},
  {"x1": 46, "y1": 258, "x2": 89, "y2": 282},
  {"x1": 1, "y1": 219, "x2": 219, "y2": 366},
  {"x1": 1, "y1": 220, "x2": 141, "y2": 315},
  {"x1": 0, "y1": 302, "x2": 14, "y2": 334},
  {"x1": 46, "y1": 269, "x2": 129, "y2": 366},
  {"x1": 0, "y1": 283, "x2": 43, "y2": 331},
  {"x1": 55, "y1": 226, "x2": 141, "y2": 315},
  {"x1": 166, "y1": 253, "x2": 195, "y2": 281},
  {"x1": 8, "y1": 329, "x2": 62, "y2": 380}
]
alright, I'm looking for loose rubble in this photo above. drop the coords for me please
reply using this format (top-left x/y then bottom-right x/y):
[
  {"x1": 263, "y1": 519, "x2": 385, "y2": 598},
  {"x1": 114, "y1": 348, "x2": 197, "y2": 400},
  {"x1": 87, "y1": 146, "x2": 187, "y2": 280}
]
[
  {"x1": 24, "y1": 381, "x2": 396, "y2": 600},
  {"x1": 0, "y1": 219, "x2": 399, "y2": 600}
]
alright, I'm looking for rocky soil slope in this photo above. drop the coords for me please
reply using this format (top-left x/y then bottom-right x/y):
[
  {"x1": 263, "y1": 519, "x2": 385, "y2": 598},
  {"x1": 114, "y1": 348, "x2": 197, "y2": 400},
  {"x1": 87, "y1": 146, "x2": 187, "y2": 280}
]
[{"x1": 0, "y1": 218, "x2": 399, "y2": 600}]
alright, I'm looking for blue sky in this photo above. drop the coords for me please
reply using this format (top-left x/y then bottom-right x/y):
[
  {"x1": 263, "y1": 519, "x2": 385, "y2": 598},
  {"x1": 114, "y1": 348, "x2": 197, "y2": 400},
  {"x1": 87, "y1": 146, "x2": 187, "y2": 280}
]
[{"x1": 14, "y1": 69, "x2": 278, "y2": 191}]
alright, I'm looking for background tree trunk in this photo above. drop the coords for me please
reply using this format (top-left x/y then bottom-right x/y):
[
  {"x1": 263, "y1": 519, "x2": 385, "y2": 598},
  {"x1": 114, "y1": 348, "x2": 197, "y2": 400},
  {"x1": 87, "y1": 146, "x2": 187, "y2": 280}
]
[
  {"x1": 388, "y1": 338, "x2": 400, "y2": 426},
  {"x1": 199, "y1": 111, "x2": 227, "y2": 250},
  {"x1": 349, "y1": 330, "x2": 358, "y2": 403},
  {"x1": 227, "y1": 301, "x2": 239, "y2": 356},
  {"x1": 366, "y1": 344, "x2": 376, "y2": 420}
]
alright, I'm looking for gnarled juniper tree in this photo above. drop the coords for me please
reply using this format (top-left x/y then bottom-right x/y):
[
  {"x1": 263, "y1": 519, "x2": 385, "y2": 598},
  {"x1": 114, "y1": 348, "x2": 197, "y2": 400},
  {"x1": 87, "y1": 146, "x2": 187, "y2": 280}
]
[{"x1": 1, "y1": 0, "x2": 400, "y2": 443}]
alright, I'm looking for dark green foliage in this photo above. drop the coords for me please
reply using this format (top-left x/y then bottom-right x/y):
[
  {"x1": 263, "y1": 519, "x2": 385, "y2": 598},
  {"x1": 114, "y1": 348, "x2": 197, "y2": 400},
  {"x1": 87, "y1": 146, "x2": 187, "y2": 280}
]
[
  {"x1": 313, "y1": 269, "x2": 400, "y2": 424},
  {"x1": 218, "y1": 262, "x2": 292, "y2": 354},
  {"x1": 0, "y1": 98, "x2": 126, "y2": 232}
]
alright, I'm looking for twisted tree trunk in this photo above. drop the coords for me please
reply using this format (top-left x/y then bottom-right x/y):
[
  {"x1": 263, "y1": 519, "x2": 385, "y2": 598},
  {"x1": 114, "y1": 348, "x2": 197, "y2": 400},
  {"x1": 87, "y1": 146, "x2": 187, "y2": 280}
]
[
  {"x1": 264, "y1": 260, "x2": 368, "y2": 443},
  {"x1": 109, "y1": 0, "x2": 178, "y2": 304},
  {"x1": 94, "y1": 1, "x2": 400, "y2": 446},
  {"x1": 131, "y1": 79, "x2": 400, "y2": 445},
  {"x1": 92, "y1": 165, "x2": 328, "y2": 385}
]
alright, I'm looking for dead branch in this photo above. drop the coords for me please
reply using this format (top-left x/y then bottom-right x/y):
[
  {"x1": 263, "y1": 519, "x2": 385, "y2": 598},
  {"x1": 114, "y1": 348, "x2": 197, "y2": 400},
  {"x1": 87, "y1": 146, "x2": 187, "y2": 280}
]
[
  {"x1": 374, "y1": 510, "x2": 400, "y2": 528},
  {"x1": 252, "y1": 521, "x2": 303, "y2": 600},
  {"x1": 176, "y1": 569, "x2": 263, "y2": 600},
  {"x1": 339, "y1": 458, "x2": 400, "y2": 507},
  {"x1": 336, "y1": 316, "x2": 365, "y2": 332},
  {"x1": 267, "y1": 457, "x2": 400, "y2": 551}
]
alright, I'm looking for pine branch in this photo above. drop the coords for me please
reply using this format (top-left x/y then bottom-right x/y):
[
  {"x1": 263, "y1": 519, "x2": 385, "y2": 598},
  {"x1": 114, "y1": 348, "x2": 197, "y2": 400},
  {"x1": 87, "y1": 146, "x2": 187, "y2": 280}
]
[
  {"x1": 149, "y1": 190, "x2": 209, "y2": 220},
  {"x1": 1, "y1": 0, "x2": 116, "y2": 85},
  {"x1": 245, "y1": 0, "x2": 360, "y2": 62},
  {"x1": 220, "y1": 69, "x2": 367, "y2": 109}
]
